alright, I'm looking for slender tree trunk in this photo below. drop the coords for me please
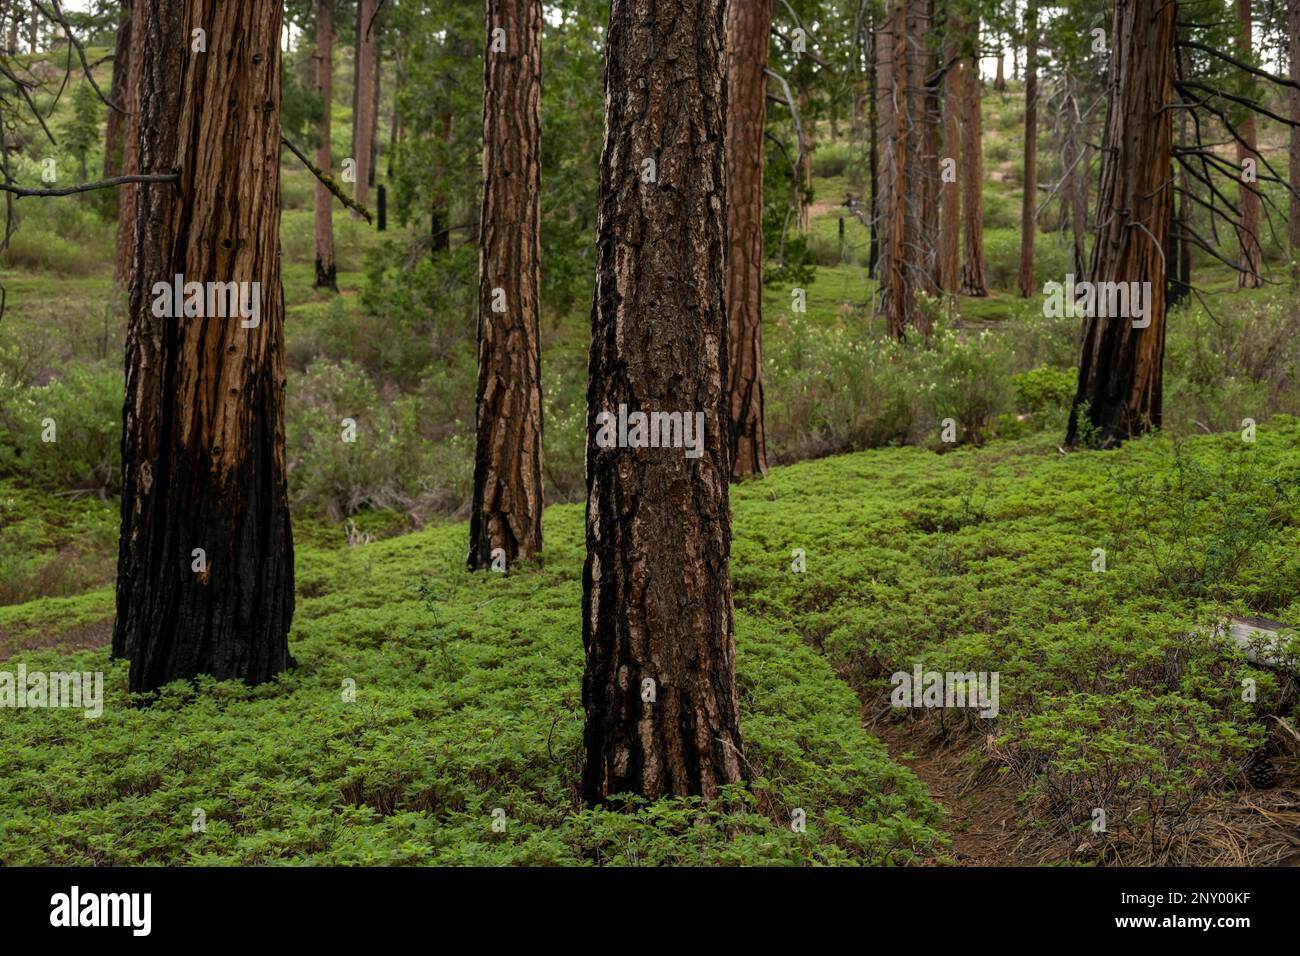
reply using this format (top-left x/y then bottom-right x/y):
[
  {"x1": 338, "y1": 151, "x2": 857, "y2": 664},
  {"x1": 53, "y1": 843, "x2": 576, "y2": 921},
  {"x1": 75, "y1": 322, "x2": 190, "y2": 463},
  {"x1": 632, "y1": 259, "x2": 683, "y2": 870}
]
[
  {"x1": 959, "y1": 17, "x2": 987, "y2": 297},
  {"x1": 1017, "y1": 0, "x2": 1038, "y2": 297},
  {"x1": 113, "y1": 0, "x2": 143, "y2": 288},
  {"x1": 1290, "y1": 0, "x2": 1299, "y2": 288},
  {"x1": 797, "y1": 85, "x2": 812, "y2": 231},
  {"x1": 314, "y1": 1, "x2": 337, "y2": 291},
  {"x1": 938, "y1": 27, "x2": 961, "y2": 294},
  {"x1": 113, "y1": 0, "x2": 293, "y2": 694},
  {"x1": 867, "y1": 19, "x2": 879, "y2": 277},
  {"x1": 582, "y1": 0, "x2": 745, "y2": 805},
  {"x1": 103, "y1": 0, "x2": 133, "y2": 179},
  {"x1": 27, "y1": 0, "x2": 35, "y2": 52},
  {"x1": 431, "y1": 110, "x2": 452, "y2": 252},
  {"x1": 1065, "y1": 76, "x2": 1088, "y2": 280},
  {"x1": 368, "y1": 18, "x2": 381, "y2": 189},
  {"x1": 6, "y1": 7, "x2": 17, "y2": 53},
  {"x1": 1066, "y1": 0, "x2": 1174, "y2": 448},
  {"x1": 468, "y1": 0, "x2": 544, "y2": 571},
  {"x1": 920, "y1": 0, "x2": 941, "y2": 296},
  {"x1": 724, "y1": 0, "x2": 770, "y2": 480},
  {"x1": 352, "y1": 0, "x2": 376, "y2": 215},
  {"x1": 995, "y1": 47, "x2": 1005, "y2": 91},
  {"x1": 1235, "y1": 0, "x2": 1263, "y2": 288}
]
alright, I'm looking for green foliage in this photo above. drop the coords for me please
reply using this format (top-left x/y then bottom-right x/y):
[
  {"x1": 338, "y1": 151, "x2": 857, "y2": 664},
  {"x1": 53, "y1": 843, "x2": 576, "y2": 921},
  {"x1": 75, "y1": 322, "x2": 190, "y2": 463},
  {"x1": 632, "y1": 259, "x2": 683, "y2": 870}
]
[
  {"x1": 0, "y1": 504, "x2": 941, "y2": 865},
  {"x1": 0, "y1": 363, "x2": 121, "y2": 492}
]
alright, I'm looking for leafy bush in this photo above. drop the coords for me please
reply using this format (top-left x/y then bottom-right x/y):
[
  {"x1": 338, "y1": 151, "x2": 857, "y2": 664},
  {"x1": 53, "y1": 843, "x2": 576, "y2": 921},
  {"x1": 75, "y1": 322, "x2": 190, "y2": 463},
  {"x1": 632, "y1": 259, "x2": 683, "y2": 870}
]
[{"x1": 0, "y1": 363, "x2": 121, "y2": 492}]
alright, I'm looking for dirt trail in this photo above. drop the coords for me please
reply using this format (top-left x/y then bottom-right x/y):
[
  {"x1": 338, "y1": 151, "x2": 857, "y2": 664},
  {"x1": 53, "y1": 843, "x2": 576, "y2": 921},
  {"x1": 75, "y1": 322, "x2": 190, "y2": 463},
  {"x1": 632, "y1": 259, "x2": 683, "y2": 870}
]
[{"x1": 870, "y1": 715, "x2": 1049, "y2": 865}]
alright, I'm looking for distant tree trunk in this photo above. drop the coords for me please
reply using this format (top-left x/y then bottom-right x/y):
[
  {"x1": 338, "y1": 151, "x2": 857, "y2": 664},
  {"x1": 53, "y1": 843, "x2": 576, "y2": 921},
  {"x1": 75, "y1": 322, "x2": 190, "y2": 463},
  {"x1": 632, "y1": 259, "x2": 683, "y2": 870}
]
[
  {"x1": 27, "y1": 0, "x2": 35, "y2": 52},
  {"x1": 114, "y1": 0, "x2": 293, "y2": 694},
  {"x1": 1066, "y1": 0, "x2": 1174, "y2": 448},
  {"x1": 994, "y1": 47, "x2": 1005, "y2": 91},
  {"x1": 351, "y1": 0, "x2": 376, "y2": 215},
  {"x1": 867, "y1": 20, "x2": 879, "y2": 277},
  {"x1": 103, "y1": 0, "x2": 132, "y2": 179},
  {"x1": 1235, "y1": 0, "x2": 1263, "y2": 288},
  {"x1": 6, "y1": 7, "x2": 18, "y2": 53},
  {"x1": 797, "y1": 85, "x2": 812, "y2": 230},
  {"x1": 938, "y1": 29, "x2": 961, "y2": 294},
  {"x1": 1063, "y1": 74, "x2": 1088, "y2": 279},
  {"x1": 468, "y1": 0, "x2": 544, "y2": 571},
  {"x1": 724, "y1": 0, "x2": 770, "y2": 480},
  {"x1": 1290, "y1": 0, "x2": 1299, "y2": 287},
  {"x1": 368, "y1": 19, "x2": 381, "y2": 188},
  {"x1": 959, "y1": 18, "x2": 987, "y2": 297},
  {"x1": 1017, "y1": 1, "x2": 1038, "y2": 297},
  {"x1": 1168, "y1": 74, "x2": 1189, "y2": 309},
  {"x1": 876, "y1": 0, "x2": 915, "y2": 337},
  {"x1": 387, "y1": 51, "x2": 402, "y2": 179},
  {"x1": 113, "y1": 0, "x2": 143, "y2": 288},
  {"x1": 920, "y1": 0, "x2": 942, "y2": 295},
  {"x1": 431, "y1": 110, "x2": 452, "y2": 252},
  {"x1": 582, "y1": 0, "x2": 745, "y2": 806},
  {"x1": 313, "y1": 2, "x2": 337, "y2": 291}
]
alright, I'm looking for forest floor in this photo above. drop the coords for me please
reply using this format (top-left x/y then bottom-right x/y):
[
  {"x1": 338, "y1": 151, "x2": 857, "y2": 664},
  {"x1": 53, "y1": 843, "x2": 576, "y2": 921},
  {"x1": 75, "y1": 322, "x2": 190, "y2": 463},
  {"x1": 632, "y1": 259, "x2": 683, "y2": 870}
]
[{"x1": 5, "y1": 429, "x2": 1300, "y2": 865}]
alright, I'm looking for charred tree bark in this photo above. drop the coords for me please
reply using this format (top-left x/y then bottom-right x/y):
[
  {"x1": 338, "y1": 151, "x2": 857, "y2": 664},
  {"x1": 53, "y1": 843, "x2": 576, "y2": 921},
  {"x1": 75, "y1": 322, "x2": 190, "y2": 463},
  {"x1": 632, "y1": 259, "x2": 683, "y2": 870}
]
[
  {"x1": 1016, "y1": 0, "x2": 1038, "y2": 297},
  {"x1": 112, "y1": 0, "x2": 143, "y2": 288},
  {"x1": 468, "y1": 0, "x2": 544, "y2": 571},
  {"x1": 959, "y1": 17, "x2": 987, "y2": 297},
  {"x1": 724, "y1": 0, "x2": 769, "y2": 480},
  {"x1": 113, "y1": 0, "x2": 294, "y2": 694},
  {"x1": 313, "y1": 0, "x2": 337, "y2": 292},
  {"x1": 352, "y1": 0, "x2": 376, "y2": 216},
  {"x1": 103, "y1": 0, "x2": 133, "y2": 179},
  {"x1": 1066, "y1": 0, "x2": 1174, "y2": 448},
  {"x1": 1235, "y1": 0, "x2": 1263, "y2": 288},
  {"x1": 582, "y1": 0, "x2": 745, "y2": 805}
]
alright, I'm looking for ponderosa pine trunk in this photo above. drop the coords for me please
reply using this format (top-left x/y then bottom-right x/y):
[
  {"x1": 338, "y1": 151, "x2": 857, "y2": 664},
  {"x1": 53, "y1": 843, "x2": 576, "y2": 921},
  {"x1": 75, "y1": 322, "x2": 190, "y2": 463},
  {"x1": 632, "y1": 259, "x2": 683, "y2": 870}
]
[
  {"x1": 876, "y1": 0, "x2": 917, "y2": 338},
  {"x1": 724, "y1": 0, "x2": 770, "y2": 480},
  {"x1": 103, "y1": 0, "x2": 132, "y2": 179},
  {"x1": 1290, "y1": 0, "x2": 1299, "y2": 287},
  {"x1": 314, "y1": 1, "x2": 337, "y2": 291},
  {"x1": 1235, "y1": 0, "x2": 1263, "y2": 288},
  {"x1": 938, "y1": 28, "x2": 961, "y2": 294},
  {"x1": 959, "y1": 17, "x2": 987, "y2": 297},
  {"x1": 867, "y1": 19, "x2": 879, "y2": 277},
  {"x1": 467, "y1": 0, "x2": 544, "y2": 571},
  {"x1": 1065, "y1": 0, "x2": 1174, "y2": 447},
  {"x1": 369, "y1": 18, "x2": 381, "y2": 189},
  {"x1": 113, "y1": 0, "x2": 143, "y2": 287},
  {"x1": 1016, "y1": 1, "x2": 1038, "y2": 297},
  {"x1": 352, "y1": 0, "x2": 376, "y2": 215},
  {"x1": 113, "y1": 0, "x2": 293, "y2": 693},
  {"x1": 582, "y1": 0, "x2": 745, "y2": 805}
]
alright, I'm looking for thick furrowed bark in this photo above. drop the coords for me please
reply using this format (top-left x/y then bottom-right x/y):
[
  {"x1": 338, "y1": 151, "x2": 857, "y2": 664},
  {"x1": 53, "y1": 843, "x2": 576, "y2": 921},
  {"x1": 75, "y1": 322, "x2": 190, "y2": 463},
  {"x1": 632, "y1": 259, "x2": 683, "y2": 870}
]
[
  {"x1": 1066, "y1": 0, "x2": 1174, "y2": 447},
  {"x1": 723, "y1": 0, "x2": 770, "y2": 480},
  {"x1": 114, "y1": 0, "x2": 293, "y2": 694},
  {"x1": 582, "y1": 0, "x2": 745, "y2": 805},
  {"x1": 468, "y1": 0, "x2": 544, "y2": 571},
  {"x1": 938, "y1": 29, "x2": 961, "y2": 294}
]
